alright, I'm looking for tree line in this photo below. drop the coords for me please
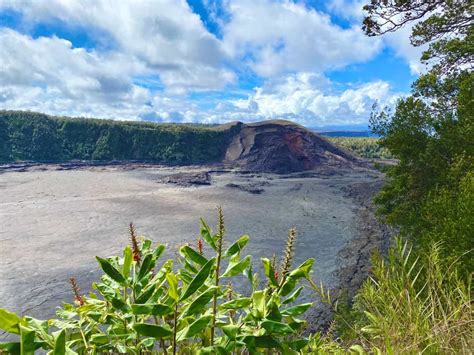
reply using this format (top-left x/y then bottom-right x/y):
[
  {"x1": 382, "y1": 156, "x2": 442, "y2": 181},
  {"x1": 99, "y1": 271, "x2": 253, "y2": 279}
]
[{"x1": 0, "y1": 110, "x2": 238, "y2": 164}]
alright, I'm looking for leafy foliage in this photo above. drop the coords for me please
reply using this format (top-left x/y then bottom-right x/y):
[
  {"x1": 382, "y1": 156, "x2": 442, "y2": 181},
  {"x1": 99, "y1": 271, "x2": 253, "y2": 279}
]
[
  {"x1": 328, "y1": 137, "x2": 393, "y2": 159},
  {"x1": 366, "y1": 0, "x2": 473, "y2": 274},
  {"x1": 350, "y1": 238, "x2": 473, "y2": 353},
  {"x1": 363, "y1": 0, "x2": 473, "y2": 74},
  {"x1": 0, "y1": 110, "x2": 239, "y2": 163},
  {"x1": 0, "y1": 212, "x2": 324, "y2": 354}
]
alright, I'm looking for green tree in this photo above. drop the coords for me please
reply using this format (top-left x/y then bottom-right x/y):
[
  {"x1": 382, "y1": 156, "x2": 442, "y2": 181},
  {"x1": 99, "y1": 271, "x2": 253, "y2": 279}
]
[{"x1": 365, "y1": 0, "x2": 473, "y2": 267}]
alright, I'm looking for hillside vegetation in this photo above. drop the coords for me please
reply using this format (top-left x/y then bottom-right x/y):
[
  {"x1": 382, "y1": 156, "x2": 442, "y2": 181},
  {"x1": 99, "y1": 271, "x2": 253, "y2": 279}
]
[
  {"x1": 327, "y1": 137, "x2": 393, "y2": 159},
  {"x1": 0, "y1": 111, "x2": 237, "y2": 164}
]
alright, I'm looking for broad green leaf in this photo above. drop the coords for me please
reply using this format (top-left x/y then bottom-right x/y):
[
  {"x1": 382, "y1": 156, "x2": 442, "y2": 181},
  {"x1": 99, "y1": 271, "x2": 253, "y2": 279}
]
[
  {"x1": 52, "y1": 329, "x2": 66, "y2": 355},
  {"x1": 222, "y1": 324, "x2": 240, "y2": 340},
  {"x1": 132, "y1": 304, "x2": 173, "y2": 316},
  {"x1": 180, "y1": 245, "x2": 208, "y2": 266},
  {"x1": 137, "y1": 253, "x2": 155, "y2": 281},
  {"x1": 122, "y1": 245, "x2": 132, "y2": 279},
  {"x1": 224, "y1": 235, "x2": 249, "y2": 257},
  {"x1": 0, "y1": 342, "x2": 20, "y2": 353},
  {"x1": 153, "y1": 244, "x2": 166, "y2": 260},
  {"x1": 0, "y1": 308, "x2": 24, "y2": 334},
  {"x1": 288, "y1": 338, "x2": 309, "y2": 351},
  {"x1": 135, "y1": 284, "x2": 156, "y2": 304},
  {"x1": 176, "y1": 315, "x2": 212, "y2": 341},
  {"x1": 199, "y1": 345, "x2": 228, "y2": 354},
  {"x1": 222, "y1": 255, "x2": 251, "y2": 277},
  {"x1": 282, "y1": 286, "x2": 303, "y2": 305},
  {"x1": 279, "y1": 276, "x2": 297, "y2": 297},
  {"x1": 219, "y1": 297, "x2": 252, "y2": 310},
  {"x1": 111, "y1": 297, "x2": 131, "y2": 313},
  {"x1": 252, "y1": 290, "x2": 266, "y2": 317},
  {"x1": 261, "y1": 320, "x2": 294, "y2": 335},
  {"x1": 96, "y1": 257, "x2": 126, "y2": 285},
  {"x1": 180, "y1": 258, "x2": 215, "y2": 301},
  {"x1": 242, "y1": 335, "x2": 282, "y2": 350},
  {"x1": 20, "y1": 325, "x2": 36, "y2": 355},
  {"x1": 288, "y1": 258, "x2": 314, "y2": 278},
  {"x1": 182, "y1": 286, "x2": 217, "y2": 317},
  {"x1": 134, "y1": 323, "x2": 173, "y2": 339},
  {"x1": 166, "y1": 273, "x2": 179, "y2": 301},
  {"x1": 261, "y1": 258, "x2": 278, "y2": 286},
  {"x1": 90, "y1": 334, "x2": 108, "y2": 345},
  {"x1": 200, "y1": 218, "x2": 216, "y2": 250},
  {"x1": 281, "y1": 303, "x2": 312, "y2": 317}
]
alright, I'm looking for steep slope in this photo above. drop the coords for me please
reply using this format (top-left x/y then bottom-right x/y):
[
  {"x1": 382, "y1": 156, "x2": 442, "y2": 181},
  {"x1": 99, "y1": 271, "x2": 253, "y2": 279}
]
[{"x1": 224, "y1": 120, "x2": 359, "y2": 173}]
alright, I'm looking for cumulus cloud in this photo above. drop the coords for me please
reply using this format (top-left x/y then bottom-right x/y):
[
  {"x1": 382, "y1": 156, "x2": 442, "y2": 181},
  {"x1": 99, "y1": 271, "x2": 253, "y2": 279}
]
[
  {"x1": 222, "y1": 0, "x2": 382, "y2": 77},
  {"x1": 0, "y1": 0, "x2": 235, "y2": 92},
  {"x1": 229, "y1": 73, "x2": 402, "y2": 126}
]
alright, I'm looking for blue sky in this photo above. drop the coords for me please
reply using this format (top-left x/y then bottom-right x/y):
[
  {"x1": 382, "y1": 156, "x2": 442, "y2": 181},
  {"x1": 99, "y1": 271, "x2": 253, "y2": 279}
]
[{"x1": 0, "y1": 0, "x2": 422, "y2": 128}]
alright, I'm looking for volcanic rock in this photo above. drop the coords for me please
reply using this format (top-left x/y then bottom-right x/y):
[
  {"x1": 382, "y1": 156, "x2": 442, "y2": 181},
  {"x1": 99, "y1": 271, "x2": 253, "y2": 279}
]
[{"x1": 224, "y1": 120, "x2": 359, "y2": 174}]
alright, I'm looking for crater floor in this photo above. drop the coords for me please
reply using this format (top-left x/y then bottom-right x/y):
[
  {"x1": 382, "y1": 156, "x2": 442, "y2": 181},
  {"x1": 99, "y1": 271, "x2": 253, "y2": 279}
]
[{"x1": 0, "y1": 164, "x2": 383, "y2": 327}]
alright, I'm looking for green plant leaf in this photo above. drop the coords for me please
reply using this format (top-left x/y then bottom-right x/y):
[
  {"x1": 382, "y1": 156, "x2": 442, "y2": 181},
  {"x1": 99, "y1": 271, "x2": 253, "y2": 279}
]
[
  {"x1": 134, "y1": 323, "x2": 173, "y2": 339},
  {"x1": 132, "y1": 304, "x2": 173, "y2": 316},
  {"x1": 261, "y1": 258, "x2": 278, "y2": 286},
  {"x1": 111, "y1": 297, "x2": 131, "y2": 313},
  {"x1": 176, "y1": 315, "x2": 212, "y2": 341},
  {"x1": 242, "y1": 335, "x2": 282, "y2": 350},
  {"x1": 261, "y1": 320, "x2": 294, "y2": 335},
  {"x1": 135, "y1": 284, "x2": 156, "y2": 304},
  {"x1": 200, "y1": 218, "x2": 216, "y2": 250},
  {"x1": 222, "y1": 324, "x2": 240, "y2": 340},
  {"x1": 52, "y1": 329, "x2": 66, "y2": 355},
  {"x1": 281, "y1": 303, "x2": 312, "y2": 317},
  {"x1": 0, "y1": 308, "x2": 24, "y2": 334},
  {"x1": 20, "y1": 324, "x2": 36, "y2": 355},
  {"x1": 166, "y1": 273, "x2": 180, "y2": 301},
  {"x1": 96, "y1": 257, "x2": 126, "y2": 285},
  {"x1": 252, "y1": 290, "x2": 266, "y2": 317},
  {"x1": 122, "y1": 245, "x2": 132, "y2": 279},
  {"x1": 180, "y1": 258, "x2": 216, "y2": 301},
  {"x1": 180, "y1": 245, "x2": 208, "y2": 266},
  {"x1": 219, "y1": 297, "x2": 252, "y2": 310},
  {"x1": 182, "y1": 286, "x2": 217, "y2": 317},
  {"x1": 199, "y1": 345, "x2": 228, "y2": 354},
  {"x1": 137, "y1": 253, "x2": 155, "y2": 281},
  {"x1": 288, "y1": 338, "x2": 309, "y2": 351},
  {"x1": 224, "y1": 235, "x2": 249, "y2": 257},
  {"x1": 279, "y1": 276, "x2": 298, "y2": 297},
  {"x1": 153, "y1": 244, "x2": 166, "y2": 260},
  {"x1": 0, "y1": 342, "x2": 20, "y2": 353},
  {"x1": 282, "y1": 286, "x2": 303, "y2": 305},
  {"x1": 289, "y1": 258, "x2": 314, "y2": 279},
  {"x1": 222, "y1": 255, "x2": 251, "y2": 277}
]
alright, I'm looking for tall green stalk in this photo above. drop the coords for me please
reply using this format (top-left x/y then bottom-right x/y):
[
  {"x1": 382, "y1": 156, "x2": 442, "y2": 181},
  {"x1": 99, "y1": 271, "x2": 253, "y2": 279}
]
[{"x1": 210, "y1": 206, "x2": 225, "y2": 345}]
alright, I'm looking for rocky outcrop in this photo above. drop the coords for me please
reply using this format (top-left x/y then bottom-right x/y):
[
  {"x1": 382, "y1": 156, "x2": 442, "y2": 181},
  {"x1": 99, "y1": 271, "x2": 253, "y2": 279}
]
[{"x1": 223, "y1": 120, "x2": 360, "y2": 174}]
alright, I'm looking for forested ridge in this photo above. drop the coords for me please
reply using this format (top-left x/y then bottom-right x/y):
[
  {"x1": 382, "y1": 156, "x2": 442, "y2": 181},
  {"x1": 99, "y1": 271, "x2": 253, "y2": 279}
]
[{"x1": 0, "y1": 110, "x2": 238, "y2": 163}]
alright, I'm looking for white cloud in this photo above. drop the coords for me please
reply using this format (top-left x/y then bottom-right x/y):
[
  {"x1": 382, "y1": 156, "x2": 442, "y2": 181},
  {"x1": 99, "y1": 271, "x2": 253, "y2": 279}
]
[
  {"x1": 221, "y1": 0, "x2": 382, "y2": 77},
  {"x1": 0, "y1": 0, "x2": 235, "y2": 92},
  {"x1": 229, "y1": 73, "x2": 402, "y2": 126}
]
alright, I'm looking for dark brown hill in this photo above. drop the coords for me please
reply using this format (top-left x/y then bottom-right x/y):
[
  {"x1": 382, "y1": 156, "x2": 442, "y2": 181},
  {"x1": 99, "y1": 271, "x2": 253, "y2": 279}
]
[{"x1": 223, "y1": 120, "x2": 360, "y2": 174}]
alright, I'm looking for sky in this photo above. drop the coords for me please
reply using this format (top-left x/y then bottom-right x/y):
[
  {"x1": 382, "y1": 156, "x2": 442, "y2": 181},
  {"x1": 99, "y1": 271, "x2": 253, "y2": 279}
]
[{"x1": 0, "y1": 0, "x2": 424, "y2": 128}]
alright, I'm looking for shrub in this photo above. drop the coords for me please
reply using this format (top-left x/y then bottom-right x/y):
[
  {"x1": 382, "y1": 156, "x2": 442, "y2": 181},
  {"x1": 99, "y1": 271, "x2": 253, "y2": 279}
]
[
  {"x1": 345, "y1": 238, "x2": 473, "y2": 354},
  {"x1": 0, "y1": 209, "x2": 327, "y2": 354}
]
